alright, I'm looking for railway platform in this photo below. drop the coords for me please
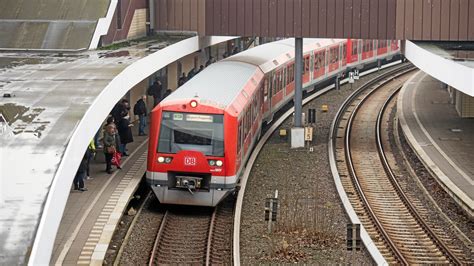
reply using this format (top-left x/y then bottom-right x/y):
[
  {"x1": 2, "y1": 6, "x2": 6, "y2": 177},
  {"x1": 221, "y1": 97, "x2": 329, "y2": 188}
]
[
  {"x1": 398, "y1": 71, "x2": 474, "y2": 217},
  {"x1": 51, "y1": 129, "x2": 148, "y2": 265}
]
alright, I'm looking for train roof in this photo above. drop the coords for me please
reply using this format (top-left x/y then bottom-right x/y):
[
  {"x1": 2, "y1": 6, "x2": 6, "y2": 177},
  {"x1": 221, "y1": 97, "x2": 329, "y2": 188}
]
[
  {"x1": 225, "y1": 38, "x2": 345, "y2": 72},
  {"x1": 163, "y1": 61, "x2": 258, "y2": 108}
]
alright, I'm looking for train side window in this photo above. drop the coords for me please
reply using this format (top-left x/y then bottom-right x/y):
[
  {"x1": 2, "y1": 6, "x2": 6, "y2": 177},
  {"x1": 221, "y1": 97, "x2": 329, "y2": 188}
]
[
  {"x1": 342, "y1": 44, "x2": 347, "y2": 60},
  {"x1": 269, "y1": 74, "x2": 273, "y2": 96},
  {"x1": 304, "y1": 57, "x2": 310, "y2": 73},
  {"x1": 237, "y1": 121, "x2": 242, "y2": 154},
  {"x1": 272, "y1": 73, "x2": 276, "y2": 95},
  {"x1": 352, "y1": 42, "x2": 358, "y2": 55},
  {"x1": 289, "y1": 63, "x2": 295, "y2": 83},
  {"x1": 278, "y1": 70, "x2": 282, "y2": 92},
  {"x1": 253, "y1": 97, "x2": 257, "y2": 121},
  {"x1": 313, "y1": 53, "x2": 318, "y2": 71},
  {"x1": 264, "y1": 78, "x2": 269, "y2": 98},
  {"x1": 274, "y1": 71, "x2": 278, "y2": 93}
]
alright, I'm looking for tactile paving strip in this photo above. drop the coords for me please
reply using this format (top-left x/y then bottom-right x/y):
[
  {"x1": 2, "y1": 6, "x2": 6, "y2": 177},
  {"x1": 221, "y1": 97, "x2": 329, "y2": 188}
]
[{"x1": 77, "y1": 151, "x2": 147, "y2": 265}]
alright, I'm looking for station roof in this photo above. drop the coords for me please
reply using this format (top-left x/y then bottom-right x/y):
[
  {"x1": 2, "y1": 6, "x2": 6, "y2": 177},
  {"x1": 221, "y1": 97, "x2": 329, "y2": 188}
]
[
  {"x1": 0, "y1": 35, "x2": 191, "y2": 264},
  {"x1": 405, "y1": 41, "x2": 474, "y2": 96}
]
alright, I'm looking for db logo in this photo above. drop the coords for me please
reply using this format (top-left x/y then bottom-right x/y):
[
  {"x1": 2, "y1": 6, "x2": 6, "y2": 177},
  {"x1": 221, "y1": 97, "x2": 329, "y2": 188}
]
[{"x1": 184, "y1": 156, "x2": 196, "y2": 166}]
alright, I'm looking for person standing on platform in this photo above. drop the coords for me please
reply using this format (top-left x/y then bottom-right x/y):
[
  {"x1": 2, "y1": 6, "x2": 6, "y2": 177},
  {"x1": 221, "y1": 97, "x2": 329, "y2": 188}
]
[
  {"x1": 178, "y1": 73, "x2": 187, "y2": 87},
  {"x1": 187, "y1": 67, "x2": 196, "y2": 80},
  {"x1": 117, "y1": 114, "x2": 134, "y2": 156},
  {"x1": 147, "y1": 80, "x2": 162, "y2": 107},
  {"x1": 133, "y1": 95, "x2": 148, "y2": 136},
  {"x1": 103, "y1": 124, "x2": 119, "y2": 174},
  {"x1": 73, "y1": 152, "x2": 88, "y2": 191},
  {"x1": 196, "y1": 65, "x2": 204, "y2": 74},
  {"x1": 86, "y1": 140, "x2": 96, "y2": 180},
  {"x1": 111, "y1": 99, "x2": 130, "y2": 123}
]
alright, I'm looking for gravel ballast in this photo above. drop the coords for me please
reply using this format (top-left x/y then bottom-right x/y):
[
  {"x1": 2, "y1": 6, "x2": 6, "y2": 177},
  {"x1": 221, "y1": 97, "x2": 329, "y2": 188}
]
[{"x1": 240, "y1": 68, "x2": 399, "y2": 264}]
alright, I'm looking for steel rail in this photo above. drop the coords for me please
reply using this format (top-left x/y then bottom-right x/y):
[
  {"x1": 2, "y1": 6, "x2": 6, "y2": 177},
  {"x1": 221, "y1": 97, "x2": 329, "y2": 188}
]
[
  {"x1": 205, "y1": 206, "x2": 218, "y2": 266},
  {"x1": 343, "y1": 71, "x2": 413, "y2": 265},
  {"x1": 148, "y1": 211, "x2": 169, "y2": 266},
  {"x1": 376, "y1": 88, "x2": 463, "y2": 265}
]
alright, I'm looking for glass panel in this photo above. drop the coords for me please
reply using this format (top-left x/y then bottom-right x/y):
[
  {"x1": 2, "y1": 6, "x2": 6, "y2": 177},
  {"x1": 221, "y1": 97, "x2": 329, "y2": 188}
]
[{"x1": 158, "y1": 111, "x2": 224, "y2": 156}]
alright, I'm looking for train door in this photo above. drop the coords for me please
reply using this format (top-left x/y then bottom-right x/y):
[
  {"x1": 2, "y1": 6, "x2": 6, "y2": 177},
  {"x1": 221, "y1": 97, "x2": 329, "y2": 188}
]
[
  {"x1": 285, "y1": 62, "x2": 295, "y2": 97},
  {"x1": 237, "y1": 119, "x2": 243, "y2": 171},
  {"x1": 310, "y1": 52, "x2": 314, "y2": 82},
  {"x1": 303, "y1": 54, "x2": 310, "y2": 84},
  {"x1": 272, "y1": 68, "x2": 284, "y2": 108},
  {"x1": 358, "y1": 40, "x2": 362, "y2": 62},
  {"x1": 328, "y1": 45, "x2": 339, "y2": 73},
  {"x1": 341, "y1": 42, "x2": 347, "y2": 67}
]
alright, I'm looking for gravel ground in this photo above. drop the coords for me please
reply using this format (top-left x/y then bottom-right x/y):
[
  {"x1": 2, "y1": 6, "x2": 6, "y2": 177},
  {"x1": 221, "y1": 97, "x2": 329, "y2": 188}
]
[
  {"x1": 116, "y1": 194, "x2": 165, "y2": 265},
  {"x1": 240, "y1": 67, "x2": 399, "y2": 265}
]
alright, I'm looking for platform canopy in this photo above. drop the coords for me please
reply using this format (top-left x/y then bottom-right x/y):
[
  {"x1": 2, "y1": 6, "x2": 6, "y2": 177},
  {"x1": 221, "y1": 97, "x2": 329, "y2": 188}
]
[{"x1": 405, "y1": 41, "x2": 474, "y2": 96}]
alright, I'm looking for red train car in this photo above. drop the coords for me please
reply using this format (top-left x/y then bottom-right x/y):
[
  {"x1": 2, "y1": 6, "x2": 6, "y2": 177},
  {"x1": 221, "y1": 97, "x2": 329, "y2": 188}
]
[{"x1": 147, "y1": 38, "x2": 400, "y2": 206}]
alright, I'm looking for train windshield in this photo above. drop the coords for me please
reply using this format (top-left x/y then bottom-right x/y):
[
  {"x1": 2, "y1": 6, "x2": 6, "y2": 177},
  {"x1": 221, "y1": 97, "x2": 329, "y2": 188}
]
[{"x1": 157, "y1": 111, "x2": 224, "y2": 156}]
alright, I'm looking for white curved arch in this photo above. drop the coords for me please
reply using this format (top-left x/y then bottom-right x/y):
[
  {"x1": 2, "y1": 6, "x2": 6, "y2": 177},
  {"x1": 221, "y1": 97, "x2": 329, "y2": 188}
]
[{"x1": 29, "y1": 35, "x2": 236, "y2": 264}]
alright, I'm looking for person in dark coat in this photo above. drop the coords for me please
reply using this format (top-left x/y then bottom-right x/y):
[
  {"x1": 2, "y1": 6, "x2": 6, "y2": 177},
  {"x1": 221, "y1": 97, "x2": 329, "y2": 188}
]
[
  {"x1": 111, "y1": 99, "x2": 130, "y2": 123},
  {"x1": 133, "y1": 95, "x2": 147, "y2": 136},
  {"x1": 73, "y1": 151, "x2": 89, "y2": 191},
  {"x1": 196, "y1": 65, "x2": 204, "y2": 74},
  {"x1": 178, "y1": 73, "x2": 187, "y2": 87},
  {"x1": 205, "y1": 57, "x2": 213, "y2": 67},
  {"x1": 147, "y1": 80, "x2": 162, "y2": 107},
  {"x1": 187, "y1": 67, "x2": 196, "y2": 80},
  {"x1": 117, "y1": 114, "x2": 134, "y2": 156}
]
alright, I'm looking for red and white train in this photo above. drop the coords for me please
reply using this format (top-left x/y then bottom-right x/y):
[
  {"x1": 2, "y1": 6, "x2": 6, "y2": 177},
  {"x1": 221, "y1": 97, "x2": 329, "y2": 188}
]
[{"x1": 147, "y1": 38, "x2": 400, "y2": 206}]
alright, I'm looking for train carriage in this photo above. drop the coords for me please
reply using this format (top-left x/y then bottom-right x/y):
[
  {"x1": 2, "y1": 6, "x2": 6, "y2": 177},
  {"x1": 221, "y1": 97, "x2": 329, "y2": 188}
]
[{"x1": 147, "y1": 38, "x2": 400, "y2": 206}]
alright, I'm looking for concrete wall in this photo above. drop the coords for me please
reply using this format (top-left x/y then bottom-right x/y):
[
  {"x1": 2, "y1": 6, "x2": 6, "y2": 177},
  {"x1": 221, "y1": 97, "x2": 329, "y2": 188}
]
[{"x1": 455, "y1": 89, "x2": 474, "y2": 118}]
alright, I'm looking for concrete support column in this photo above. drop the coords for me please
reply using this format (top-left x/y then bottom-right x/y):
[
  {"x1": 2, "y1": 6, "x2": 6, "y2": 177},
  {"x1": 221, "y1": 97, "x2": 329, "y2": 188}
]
[
  {"x1": 149, "y1": 0, "x2": 155, "y2": 32},
  {"x1": 291, "y1": 37, "x2": 304, "y2": 148}
]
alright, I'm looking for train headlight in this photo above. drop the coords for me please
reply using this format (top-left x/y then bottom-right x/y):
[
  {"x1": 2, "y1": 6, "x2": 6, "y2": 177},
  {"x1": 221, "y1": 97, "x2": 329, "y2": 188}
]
[
  {"x1": 158, "y1": 156, "x2": 165, "y2": 163},
  {"x1": 164, "y1": 157, "x2": 173, "y2": 164},
  {"x1": 216, "y1": 160, "x2": 223, "y2": 167},
  {"x1": 190, "y1": 100, "x2": 198, "y2": 108},
  {"x1": 208, "y1": 160, "x2": 216, "y2": 166}
]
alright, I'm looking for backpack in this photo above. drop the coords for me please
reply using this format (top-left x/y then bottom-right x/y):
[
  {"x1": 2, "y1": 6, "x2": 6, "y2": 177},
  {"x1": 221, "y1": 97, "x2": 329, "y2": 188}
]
[{"x1": 133, "y1": 102, "x2": 139, "y2": 116}]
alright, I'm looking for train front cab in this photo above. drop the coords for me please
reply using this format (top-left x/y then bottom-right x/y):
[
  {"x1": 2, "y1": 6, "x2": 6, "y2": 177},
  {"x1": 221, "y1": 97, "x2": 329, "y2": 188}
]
[{"x1": 146, "y1": 100, "x2": 237, "y2": 206}]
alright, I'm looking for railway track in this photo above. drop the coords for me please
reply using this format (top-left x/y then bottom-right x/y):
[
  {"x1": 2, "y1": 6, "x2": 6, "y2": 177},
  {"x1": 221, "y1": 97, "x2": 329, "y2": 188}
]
[
  {"x1": 332, "y1": 68, "x2": 464, "y2": 264},
  {"x1": 148, "y1": 197, "x2": 235, "y2": 265}
]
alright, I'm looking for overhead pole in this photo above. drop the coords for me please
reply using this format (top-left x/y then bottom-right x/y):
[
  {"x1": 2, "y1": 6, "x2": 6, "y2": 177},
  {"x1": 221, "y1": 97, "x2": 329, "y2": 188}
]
[
  {"x1": 291, "y1": 37, "x2": 305, "y2": 148},
  {"x1": 149, "y1": 0, "x2": 155, "y2": 33}
]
